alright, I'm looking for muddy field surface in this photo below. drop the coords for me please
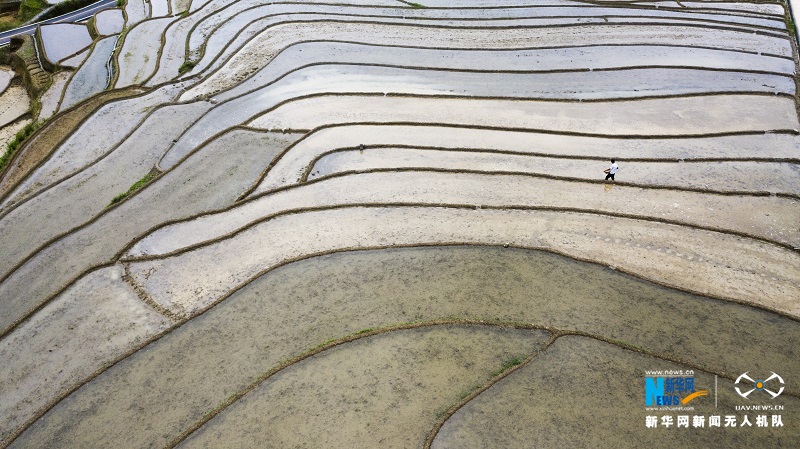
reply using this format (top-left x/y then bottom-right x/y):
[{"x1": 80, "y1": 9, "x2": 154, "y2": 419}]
[{"x1": 10, "y1": 247, "x2": 799, "y2": 448}]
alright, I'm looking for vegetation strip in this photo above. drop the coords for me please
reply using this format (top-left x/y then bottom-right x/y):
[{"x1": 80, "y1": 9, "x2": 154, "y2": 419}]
[
  {"x1": 108, "y1": 169, "x2": 158, "y2": 206},
  {"x1": 177, "y1": 60, "x2": 195, "y2": 73},
  {"x1": 0, "y1": 120, "x2": 41, "y2": 175}
]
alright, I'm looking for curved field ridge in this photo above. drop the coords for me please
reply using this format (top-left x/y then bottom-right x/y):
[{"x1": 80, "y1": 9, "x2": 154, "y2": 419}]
[
  {"x1": 180, "y1": 325, "x2": 551, "y2": 448},
  {"x1": 1, "y1": 0, "x2": 799, "y2": 447}
]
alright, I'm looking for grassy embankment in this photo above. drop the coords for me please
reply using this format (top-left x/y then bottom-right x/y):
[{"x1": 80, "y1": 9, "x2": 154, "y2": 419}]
[
  {"x1": 0, "y1": 120, "x2": 41, "y2": 173},
  {"x1": 0, "y1": 0, "x2": 48, "y2": 32}
]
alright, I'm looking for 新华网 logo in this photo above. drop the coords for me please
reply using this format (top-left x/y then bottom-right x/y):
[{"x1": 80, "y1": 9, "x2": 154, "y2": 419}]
[
  {"x1": 735, "y1": 372, "x2": 784, "y2": 399},
  {"x1": 645, "y1": 374, "x2": 708, "y2": 407}
]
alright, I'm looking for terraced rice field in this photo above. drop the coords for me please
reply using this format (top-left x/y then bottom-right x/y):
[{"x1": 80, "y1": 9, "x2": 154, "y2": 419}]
[{"x1": 0, "y1": 0, "x2": 798, "y2": 447}]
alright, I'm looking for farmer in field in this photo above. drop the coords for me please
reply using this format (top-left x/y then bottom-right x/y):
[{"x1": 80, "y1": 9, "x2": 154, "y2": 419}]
[{"x1": 604, "y1": 159, "x2": 618, "y2": 181}]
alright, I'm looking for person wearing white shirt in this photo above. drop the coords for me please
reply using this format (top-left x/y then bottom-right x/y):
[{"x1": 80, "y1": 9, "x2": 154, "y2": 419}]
[{"x1": 604, "y1": 159, "x2": 619, "y2": 181}]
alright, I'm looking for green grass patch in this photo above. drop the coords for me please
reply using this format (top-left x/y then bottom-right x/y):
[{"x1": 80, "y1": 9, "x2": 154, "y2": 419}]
[
  {"x1": 787, "y1": 12, "x2": 797, "y2": 37},
  {"x1": 491, "y1": 356, "x2": 523, "y2": 377},
  {"x1": 109, "y1": 170, "x2": 157, "y2": 206},
  {"x1": 0, "y1": 121, "x2": 42, "y2": 174},
  {"x1": 408, "y1": 2, "x2": 425, "y2": 8},
  {"x1": 0, "y1": 22, "x2": 18, "y2": 33},
  {"x1": 178, "y1": 60, "x2": 196, "y2": 74},
  {"x1": 0, "y1": 16, "x2": 20, "y2": 32},
  {"x1": 19, "y1": 0, "x2": 48, "y2": 22}
]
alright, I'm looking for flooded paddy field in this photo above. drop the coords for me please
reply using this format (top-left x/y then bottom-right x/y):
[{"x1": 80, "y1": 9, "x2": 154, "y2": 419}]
[
  {"x1": 38, "y1": 24, "x2": 93, "y2": 67},
  {"x1": 61, "y1": 36, "x2": 119, "y2": 110},
  {"x1": 0, "y1": 0, "x2": 797, "y2": 447}
]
